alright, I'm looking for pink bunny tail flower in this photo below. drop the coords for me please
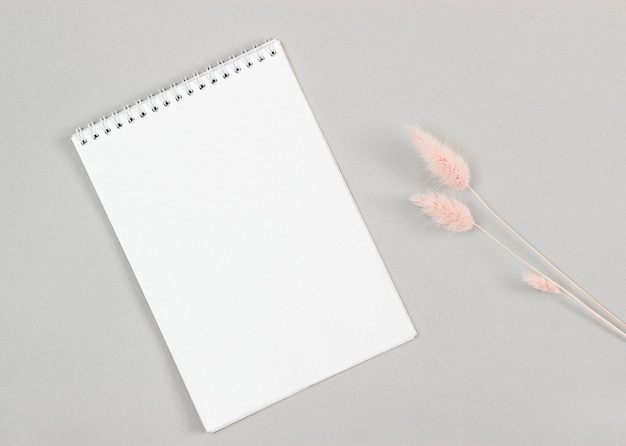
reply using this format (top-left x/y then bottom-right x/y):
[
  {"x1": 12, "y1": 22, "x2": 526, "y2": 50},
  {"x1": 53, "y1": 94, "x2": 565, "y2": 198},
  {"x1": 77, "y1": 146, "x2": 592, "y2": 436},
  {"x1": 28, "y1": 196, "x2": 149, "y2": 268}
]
[
  {"x1": 523, "y1": 272, "x2": 561, "y2": 294},
  {"x1": 409, "y1": 127, "x2": 470, "y2": 190},
  {"x1": 410, "y1": 192, "x2": 475, "y2": 232}
]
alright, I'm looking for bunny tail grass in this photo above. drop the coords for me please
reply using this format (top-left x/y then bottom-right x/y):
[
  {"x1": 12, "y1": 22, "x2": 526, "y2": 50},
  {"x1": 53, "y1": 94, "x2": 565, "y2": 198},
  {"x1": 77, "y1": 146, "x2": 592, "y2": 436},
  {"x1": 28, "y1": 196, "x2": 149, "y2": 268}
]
[
  {"x1": 410, "y1": 192, "x2": 474, "y2": 232},
  {"x1": 523, "y1": 272, "x2": 560, "y2": 293},
  {"x1": 408, "y1": 127, "x2": 625, "y2": 337},
  {"x1": 408, "y1": 127, "x2": 470, "y2": 190}
]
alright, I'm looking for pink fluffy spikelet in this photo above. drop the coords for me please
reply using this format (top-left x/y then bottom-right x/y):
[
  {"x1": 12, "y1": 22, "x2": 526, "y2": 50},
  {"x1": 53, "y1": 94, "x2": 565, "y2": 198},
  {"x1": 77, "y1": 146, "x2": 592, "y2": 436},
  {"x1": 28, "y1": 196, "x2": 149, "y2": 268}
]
[
  {"x1": 409, "y1": 127, "x2": 470, "y2": 190},
  {"x1": 410, "y1": 192, "x2": 474, "y2": 232},
  {"x1": 523, "y1": 272, "x2": 561, "y2": 294}
]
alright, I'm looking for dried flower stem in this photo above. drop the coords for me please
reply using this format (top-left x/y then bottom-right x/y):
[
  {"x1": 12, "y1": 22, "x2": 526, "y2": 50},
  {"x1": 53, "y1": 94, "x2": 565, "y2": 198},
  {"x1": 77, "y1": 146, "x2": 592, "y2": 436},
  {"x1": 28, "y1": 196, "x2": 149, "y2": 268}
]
[
  {"x1": 474, "y1": 223, "x2": 626, "y2": 338},
  {"x1": 469, "y1": 185, "x2": 626, "y2": 331}
]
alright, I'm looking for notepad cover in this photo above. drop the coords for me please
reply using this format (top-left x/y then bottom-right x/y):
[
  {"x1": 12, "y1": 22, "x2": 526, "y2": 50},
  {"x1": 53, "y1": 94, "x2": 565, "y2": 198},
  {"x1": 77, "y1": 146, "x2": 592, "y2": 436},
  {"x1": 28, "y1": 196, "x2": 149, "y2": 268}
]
[{"x1": 71, "y1": 40, "x2": 416, "y2": 432}]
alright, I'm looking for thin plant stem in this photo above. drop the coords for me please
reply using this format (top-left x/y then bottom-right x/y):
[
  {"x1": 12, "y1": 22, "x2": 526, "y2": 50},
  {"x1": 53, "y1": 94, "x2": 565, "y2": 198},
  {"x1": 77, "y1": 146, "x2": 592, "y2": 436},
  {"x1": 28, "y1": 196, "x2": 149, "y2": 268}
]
[
  {"x1": 474, "y1": 223, "x2": 626, "y2": 338},
  {"x1": 558, "y1": 288, "x2": 626, "y2": 339},
  {"x1": 468, "y1": 185, "x2": 626, "y2": 330}
]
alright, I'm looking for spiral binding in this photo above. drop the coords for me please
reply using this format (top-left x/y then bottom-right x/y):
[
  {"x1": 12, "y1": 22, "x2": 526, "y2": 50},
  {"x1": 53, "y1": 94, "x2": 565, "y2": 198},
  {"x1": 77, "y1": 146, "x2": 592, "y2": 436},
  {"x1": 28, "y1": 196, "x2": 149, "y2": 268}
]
[{"x1": 74, "y1": 39, "x2": 279, "y2": 146}]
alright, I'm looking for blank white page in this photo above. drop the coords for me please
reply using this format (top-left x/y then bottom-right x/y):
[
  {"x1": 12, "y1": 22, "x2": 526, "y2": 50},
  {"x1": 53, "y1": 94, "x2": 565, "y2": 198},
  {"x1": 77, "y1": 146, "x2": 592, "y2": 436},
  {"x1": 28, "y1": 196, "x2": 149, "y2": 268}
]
[{"x1": 71, "y1": 39, "x2": 416, "y2": 432}]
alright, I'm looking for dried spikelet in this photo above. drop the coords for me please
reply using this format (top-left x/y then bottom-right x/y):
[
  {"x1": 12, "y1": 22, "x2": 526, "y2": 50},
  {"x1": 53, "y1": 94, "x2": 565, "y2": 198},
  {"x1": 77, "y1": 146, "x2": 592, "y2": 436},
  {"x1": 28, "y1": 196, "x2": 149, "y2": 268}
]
[
  {"x1": 410, "y1": 192, "x2": 474, "y2": 232},
  {"x1": 523, "y1": 272, "x2": 561, "y2": 294},
  {"x1": 409, "y1": 127, "x2": 470, "y2": 190}
]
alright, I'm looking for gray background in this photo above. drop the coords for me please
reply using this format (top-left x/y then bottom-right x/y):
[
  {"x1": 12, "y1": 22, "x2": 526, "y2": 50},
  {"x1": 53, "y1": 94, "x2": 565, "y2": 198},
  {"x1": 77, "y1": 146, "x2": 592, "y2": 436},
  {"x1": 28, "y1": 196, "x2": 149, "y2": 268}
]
[{"x1": 1, "y1": 0, "x2": 625, "y2": 444}]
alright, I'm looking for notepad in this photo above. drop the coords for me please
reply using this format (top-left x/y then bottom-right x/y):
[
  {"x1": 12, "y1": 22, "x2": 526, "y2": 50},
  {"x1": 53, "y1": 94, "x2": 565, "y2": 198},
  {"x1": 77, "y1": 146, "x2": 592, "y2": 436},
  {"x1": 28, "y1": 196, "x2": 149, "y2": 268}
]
[{"x1": 71, "y1": 39, "x2": 416, "y2": 432}]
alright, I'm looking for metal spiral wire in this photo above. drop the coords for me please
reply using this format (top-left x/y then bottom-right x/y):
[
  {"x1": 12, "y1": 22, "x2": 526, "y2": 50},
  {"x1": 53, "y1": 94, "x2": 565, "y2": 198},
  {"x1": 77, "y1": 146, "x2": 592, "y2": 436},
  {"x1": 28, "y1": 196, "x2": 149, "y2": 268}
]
[{"x1": 74, "y1": 39, "x2": 278, "y2": 146}]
